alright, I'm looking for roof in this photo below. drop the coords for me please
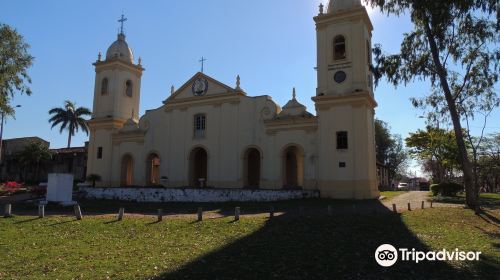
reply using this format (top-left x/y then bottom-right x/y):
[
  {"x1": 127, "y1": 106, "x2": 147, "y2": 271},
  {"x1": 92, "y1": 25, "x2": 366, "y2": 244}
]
[{"x1": 50, "y1": 147, "x2": 87, "y2": 154}]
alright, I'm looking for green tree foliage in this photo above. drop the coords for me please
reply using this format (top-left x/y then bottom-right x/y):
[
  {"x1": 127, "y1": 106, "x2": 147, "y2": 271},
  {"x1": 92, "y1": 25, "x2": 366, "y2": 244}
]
[
  {"x1": 375, "y1": 119, "x2": 408, "y2": 183},
  {"x1": 48, "y1": 100, "x2": 91, "y2": 148},
  {"x1": 406, "y1": 127, "x2": 461, "y2": 183},
  {"x1": 17, "y1": 141, "x2": 52, "y2": 183},
  {"x1": 366, "y1": 0, "x2": 498, "y2": 207},
  {"x1": 476, "y1": 134, "x2": 500, "y2": 193},
  {"x1": 0, "y1": 23, "x2": 34, "y2": 115}
]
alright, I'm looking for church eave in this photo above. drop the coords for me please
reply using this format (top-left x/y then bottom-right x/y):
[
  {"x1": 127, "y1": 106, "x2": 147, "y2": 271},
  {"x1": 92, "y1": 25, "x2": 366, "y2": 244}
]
[
  {"x1": 93, "y1": 60, "x2": 144, "y2": 74},
  {"x1": 164, "y1": 93, "x2": 243, "y2": 111}
]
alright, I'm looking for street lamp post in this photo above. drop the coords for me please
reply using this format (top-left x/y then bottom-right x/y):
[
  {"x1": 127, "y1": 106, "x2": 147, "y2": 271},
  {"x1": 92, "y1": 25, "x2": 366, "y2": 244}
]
[{"x1": 0, "y1": 105, "x2": 22, "y2": 164}]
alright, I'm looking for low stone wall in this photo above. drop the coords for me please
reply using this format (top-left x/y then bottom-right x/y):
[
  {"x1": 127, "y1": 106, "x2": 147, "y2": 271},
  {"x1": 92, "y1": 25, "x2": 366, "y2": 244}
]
[{"x1": 80, "y1": 187, "x2": 320, "y2": 202}]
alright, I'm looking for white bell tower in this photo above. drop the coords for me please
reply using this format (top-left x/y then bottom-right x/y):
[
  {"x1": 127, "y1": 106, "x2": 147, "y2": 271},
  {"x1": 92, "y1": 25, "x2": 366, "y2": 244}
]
[
  {"x1": 86, "y1": 15, "x2": 144, "y2": 186},
  {"x1": 312, "y1": 0, "x2": 379, "y2": 199}
]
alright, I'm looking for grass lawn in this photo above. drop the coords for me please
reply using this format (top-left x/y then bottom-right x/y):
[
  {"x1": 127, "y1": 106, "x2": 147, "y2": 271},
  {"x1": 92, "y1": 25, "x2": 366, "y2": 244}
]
[
  {"x1": 380, "y1": 190, "x2": 408, "y2": 200},
  {"x1": 0, "y1": 206, "x2": 498, "y2": 279},
  {"x1": 430, "y1": 192, "x2": 500, "y2": 206}
]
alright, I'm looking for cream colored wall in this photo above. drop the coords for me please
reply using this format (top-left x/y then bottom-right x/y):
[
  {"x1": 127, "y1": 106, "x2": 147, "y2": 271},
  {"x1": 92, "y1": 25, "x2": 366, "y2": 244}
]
[
  {"x1": 119, "y1": 91, "x2": 317, "y2": 190},
  {"x1": 87, "y1": 124, "x2": 118, "y2": 187}
]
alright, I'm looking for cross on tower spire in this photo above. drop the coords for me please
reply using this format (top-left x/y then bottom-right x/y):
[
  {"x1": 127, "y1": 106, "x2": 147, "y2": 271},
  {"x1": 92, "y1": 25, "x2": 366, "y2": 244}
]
[
  {"x1": 199, "y1": 57, "x2": 207, "y2": 73},
  {"x1": 118, "y1": 14, "x2": 127, "y2": 34}
]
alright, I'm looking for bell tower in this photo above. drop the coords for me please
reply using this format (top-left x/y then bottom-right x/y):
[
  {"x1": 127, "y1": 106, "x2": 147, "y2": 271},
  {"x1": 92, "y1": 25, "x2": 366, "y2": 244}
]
[
  {"x1": 312, "y1": 0, "x2": 379, "y2": 199},
  {"x1": 315, "y1": 0, "x2": 373, "y2": 97},
  {"x1": 86, "y1": 15, "x2": 144, "y2": 186}
]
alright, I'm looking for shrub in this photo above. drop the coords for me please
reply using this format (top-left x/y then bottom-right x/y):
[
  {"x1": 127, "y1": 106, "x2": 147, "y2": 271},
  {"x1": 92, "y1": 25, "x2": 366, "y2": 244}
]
[
  {"x1": 430, "y1": 182, "x2": 463, "y2": 196},
  {"x1": 430, "y1": 184, "x2": 441, "y2": 196}
]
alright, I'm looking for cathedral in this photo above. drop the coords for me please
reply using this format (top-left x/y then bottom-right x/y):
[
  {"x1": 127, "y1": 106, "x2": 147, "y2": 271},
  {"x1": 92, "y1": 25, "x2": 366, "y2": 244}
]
[{"x1": 86, "y1": 0, "x2": 379, "y2": 199}]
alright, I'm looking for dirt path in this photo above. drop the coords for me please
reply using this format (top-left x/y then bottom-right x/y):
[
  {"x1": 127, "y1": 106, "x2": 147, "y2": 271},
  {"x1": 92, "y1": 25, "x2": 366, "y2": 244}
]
[{"x1": 382, "y1": 191, "x2": 462, "y2": 212}]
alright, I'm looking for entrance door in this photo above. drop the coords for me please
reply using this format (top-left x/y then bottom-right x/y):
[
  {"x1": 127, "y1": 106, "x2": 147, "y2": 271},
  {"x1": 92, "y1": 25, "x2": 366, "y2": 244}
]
[{"x1": 190, "y1": 148, "x2": 207, "y2": 187}]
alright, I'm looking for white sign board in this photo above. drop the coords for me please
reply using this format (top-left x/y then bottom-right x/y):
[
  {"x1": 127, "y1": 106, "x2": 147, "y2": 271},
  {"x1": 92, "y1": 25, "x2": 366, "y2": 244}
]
[{"x1": 46, "y1": 173, "x2": 75, "y2": 204}]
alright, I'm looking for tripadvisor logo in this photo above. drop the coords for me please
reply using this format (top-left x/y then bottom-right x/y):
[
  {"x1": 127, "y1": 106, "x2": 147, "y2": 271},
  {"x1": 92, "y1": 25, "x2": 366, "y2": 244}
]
[{"x1": 375, "y1": 244, "x2": 481, "y2": 267}]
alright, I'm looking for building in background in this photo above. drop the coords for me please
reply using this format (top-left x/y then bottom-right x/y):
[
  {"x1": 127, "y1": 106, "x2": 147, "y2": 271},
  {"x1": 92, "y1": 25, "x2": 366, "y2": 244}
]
[{"x1": 0, "y1": 137, "x2": 88, "y2": 184}]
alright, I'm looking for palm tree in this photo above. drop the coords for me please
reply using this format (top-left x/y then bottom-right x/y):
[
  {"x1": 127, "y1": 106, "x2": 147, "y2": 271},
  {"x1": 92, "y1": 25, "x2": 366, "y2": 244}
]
[
  {"x1": 48, "y1": 100, "x2": 91, "y2": 148},
  {"x1": 17, "y1": 141, "x2": 53, "y2": 183}
]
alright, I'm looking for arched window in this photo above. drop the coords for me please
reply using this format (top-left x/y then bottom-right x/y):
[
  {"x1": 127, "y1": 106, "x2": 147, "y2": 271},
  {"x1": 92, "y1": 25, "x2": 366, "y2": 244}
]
[
  {"x1": 101, "y1": 78, "x2": 108, "y2": 95},
  {"x1": 125, "y1": 80, "x2": 133, "y2": 97},
  {"x1": 334, "y1": 35, "x2": 346, "y2": 60}
]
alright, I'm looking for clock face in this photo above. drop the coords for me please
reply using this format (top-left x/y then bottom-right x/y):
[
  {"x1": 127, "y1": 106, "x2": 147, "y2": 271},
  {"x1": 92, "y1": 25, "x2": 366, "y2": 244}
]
[
  {"x1": 334, "y1": 71, "x2": 347, "y2": 83},
  {"x1": 192, "y1": 78, "x2": 209, "y2": 96}
]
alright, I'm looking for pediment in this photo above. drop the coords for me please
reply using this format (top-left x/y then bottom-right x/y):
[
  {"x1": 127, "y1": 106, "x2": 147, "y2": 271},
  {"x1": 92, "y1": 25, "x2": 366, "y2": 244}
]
[{"x1": 164, "y1": 72, "x2": 237, "y2": 103}]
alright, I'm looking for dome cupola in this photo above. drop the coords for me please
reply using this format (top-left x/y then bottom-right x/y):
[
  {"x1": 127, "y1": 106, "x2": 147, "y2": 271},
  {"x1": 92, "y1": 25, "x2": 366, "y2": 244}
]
[
  {"x1": 105, "y1": 14, "x2": 134, "y2": 64},
  {"x1": 105, "y1": 33, "x2": 134, "y2": 63}
]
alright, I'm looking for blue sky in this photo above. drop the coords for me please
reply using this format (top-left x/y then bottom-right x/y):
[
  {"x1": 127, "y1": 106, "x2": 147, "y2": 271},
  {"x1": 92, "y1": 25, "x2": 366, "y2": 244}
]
[{"x1": 1, "y1": 0, "x2": 498, "y2": 174}]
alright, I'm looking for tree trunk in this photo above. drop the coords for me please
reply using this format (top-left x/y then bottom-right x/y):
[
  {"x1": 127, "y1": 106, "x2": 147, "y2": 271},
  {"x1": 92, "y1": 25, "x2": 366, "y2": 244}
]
[
  {"x1": 67, "y1": 132, "x2": 72, "y2": 148},
  {"x1": 423, "y1": 21, "x2": 476, "y2": 208}
]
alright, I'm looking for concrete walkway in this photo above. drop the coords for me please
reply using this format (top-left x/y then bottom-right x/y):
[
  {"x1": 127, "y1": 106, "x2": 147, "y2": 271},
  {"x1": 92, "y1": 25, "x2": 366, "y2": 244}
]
[{"x1": 382, "y1": 191, "x2": 462, "y2": 212}]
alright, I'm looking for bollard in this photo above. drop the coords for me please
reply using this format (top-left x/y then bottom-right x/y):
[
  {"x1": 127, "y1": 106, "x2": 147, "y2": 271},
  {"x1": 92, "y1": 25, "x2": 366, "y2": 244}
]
[
  {"x1": 235, "y1": 207, "x2": 240, "y2": 221},
  {"x1": 407, "y1": 203, "x2": 411, "y2": 211},
  {"x1": 4, "y1": 204, "x2": 12, "y2": 218},
  {"x1": 327, "y1": 205, "x2": 333, "y2": 216},
  {"x1": 38, "y1": 205, "x2": 45, "y2": 218},
  {"x1": 392, "y1": 204, "x2": 397, "y2": 213},
  {"x1": 269, "y1": 206, "x2": 274, "y2": 218},
  {"x1": 421, "y1": 201, "x2": 425, "y2": 209},
  {"x1": 74, "y1": 205, "x2": 83, "y2": 220},
  {"x1": 157, "y1": 209, "x2": 163, "y2": 222},
  {"x1": 197, "y1": 207, "x2": 203, "y2": 221},
  {"x1": 117, "y1": 207, "x2": 125, "y2": 221}
]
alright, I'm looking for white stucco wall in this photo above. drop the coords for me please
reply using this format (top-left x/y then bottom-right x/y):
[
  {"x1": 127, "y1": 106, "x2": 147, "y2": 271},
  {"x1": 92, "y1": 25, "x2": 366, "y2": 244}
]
[{"x1": 81, "y1": 187, "x2": 319, "y2": 202}]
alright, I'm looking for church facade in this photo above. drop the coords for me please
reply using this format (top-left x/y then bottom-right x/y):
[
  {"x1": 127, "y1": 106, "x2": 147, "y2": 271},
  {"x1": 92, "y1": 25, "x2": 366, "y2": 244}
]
[{"x1": 86, "y1": 0, "x2": 379, "y2": 199}]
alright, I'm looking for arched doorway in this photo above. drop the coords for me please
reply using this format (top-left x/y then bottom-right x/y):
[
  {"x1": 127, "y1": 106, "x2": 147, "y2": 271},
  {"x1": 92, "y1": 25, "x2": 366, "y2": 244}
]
[
  {"x1": 243, "y1": 148, "x2": 261, "y2": 188},
  {"x1": 282, "y1": 145, "x2": 304, "y2": 188},
  {"x1": 146, "y1": 153, "x2": 161, "y2": 185},
  {"x1": 189, "y1": 147, "x2": 208, "y2": 187},
  {"x1": 121, "y1": 154, "x2": 134, "y2": 186}
]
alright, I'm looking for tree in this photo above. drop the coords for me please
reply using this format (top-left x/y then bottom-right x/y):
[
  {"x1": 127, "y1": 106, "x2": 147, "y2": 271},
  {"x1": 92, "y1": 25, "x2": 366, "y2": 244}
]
[
  {"x1": 0, "y1": 23, "x2": 33, "y2": 112},
  {"x1": 48, "y1": 100, "x2": 91, "y2": 148},
  {"x1": 17, "y1": 141, "x2": 52, "y2": 183},
  {"x1": 367, "y1": 0, "x2": 498, "y2": 208},
  {"x1": 405, "y1": 127, "x2": 461, "y2": 183},
  {"x1": 476, "y1": 134, "x2": 500, "y2": 193},
  {"x1": 375, "y1": 119, "x2": 408, "y2": 183}
]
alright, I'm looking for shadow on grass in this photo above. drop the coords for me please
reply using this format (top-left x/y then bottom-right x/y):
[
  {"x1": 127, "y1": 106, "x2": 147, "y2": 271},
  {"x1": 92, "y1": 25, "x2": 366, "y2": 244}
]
[
  {"x1": 431, "y1": 193, "x2": 500, "y2": 207},
  {"x1": 12, "y1": 217, "x2": 41, "y2": 224},
  {"x1": 151, "y1": 201, "x2": 497, "y2": 280}
]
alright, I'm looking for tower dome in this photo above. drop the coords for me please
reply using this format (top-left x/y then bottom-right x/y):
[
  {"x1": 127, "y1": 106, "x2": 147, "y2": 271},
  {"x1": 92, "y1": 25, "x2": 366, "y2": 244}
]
[
  {"x1": 105, "y1": 33, "x2": 134, "y2": 63},
  {"x1": 328, "y1": 0, "x2": 362, "y2": 13}
]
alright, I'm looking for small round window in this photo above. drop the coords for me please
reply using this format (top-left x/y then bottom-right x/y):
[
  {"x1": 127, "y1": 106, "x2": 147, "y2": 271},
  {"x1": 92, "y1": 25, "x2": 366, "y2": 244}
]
[{"x1": 334, "y1": 71, "x2": 346, "y2": 83}]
